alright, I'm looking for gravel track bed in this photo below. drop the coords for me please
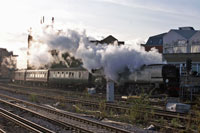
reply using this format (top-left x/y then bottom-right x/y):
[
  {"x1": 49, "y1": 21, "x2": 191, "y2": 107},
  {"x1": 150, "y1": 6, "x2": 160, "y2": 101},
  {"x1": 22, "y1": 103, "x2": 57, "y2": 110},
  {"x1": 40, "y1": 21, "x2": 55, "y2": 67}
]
[
  {"x1": 0, "y1": 85, "x2": 154, "y2": 133},
  {"x1": 0, "y1": 115, "x2": 30, "y2": 133},
  {"x1": 0, "y1": 101, "x2": 71, "y2": 133}
]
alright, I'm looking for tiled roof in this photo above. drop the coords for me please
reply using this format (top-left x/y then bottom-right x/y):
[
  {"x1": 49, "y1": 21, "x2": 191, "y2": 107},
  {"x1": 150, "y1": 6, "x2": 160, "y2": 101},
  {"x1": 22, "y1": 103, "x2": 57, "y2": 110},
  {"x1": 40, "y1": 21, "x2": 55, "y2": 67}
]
[
  {"x1": 100, "y1": 35, "x2": 117, "y2": 44},
  {"x1": 145, "y1": 33, "x2": 167, "y2": 46},
  {"x1": 173, "y1": 30, "x2": 197, "y2": 39}
]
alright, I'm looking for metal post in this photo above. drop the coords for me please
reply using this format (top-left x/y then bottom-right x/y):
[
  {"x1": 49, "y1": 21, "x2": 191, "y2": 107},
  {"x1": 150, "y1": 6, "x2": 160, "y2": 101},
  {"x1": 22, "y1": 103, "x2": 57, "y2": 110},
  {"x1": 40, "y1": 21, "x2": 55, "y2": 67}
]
[
  {"x1": 106, "y1": 80, "x2": 114, "y2": 102},
  {"x1": 190, "y1": 87, "x2": 193, "y2": 101}
]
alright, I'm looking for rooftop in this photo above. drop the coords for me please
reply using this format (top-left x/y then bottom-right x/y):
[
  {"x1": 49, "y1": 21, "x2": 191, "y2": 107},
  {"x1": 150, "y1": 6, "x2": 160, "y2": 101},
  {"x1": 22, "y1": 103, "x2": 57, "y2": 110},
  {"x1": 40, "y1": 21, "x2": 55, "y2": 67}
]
[{"x1": 145, "y1": 33, "x2": 167, "y2": 46}]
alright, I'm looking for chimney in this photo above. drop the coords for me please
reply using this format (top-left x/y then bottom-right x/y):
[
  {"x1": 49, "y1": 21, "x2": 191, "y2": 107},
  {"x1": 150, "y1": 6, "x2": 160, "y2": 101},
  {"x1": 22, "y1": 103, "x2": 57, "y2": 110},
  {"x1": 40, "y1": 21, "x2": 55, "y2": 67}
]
[
  {"x1": 52, "y1": 17, "x2": 54, "y2": 24},
  {"x1": 179, "y1": 27, "x2": 194, "y2": 30},
  {"x1": 43, "y1": 16, "x2": 45, "y2": 23},
  {"x1": 27, "y1": 30, "x2": 33, "y2": 69}
]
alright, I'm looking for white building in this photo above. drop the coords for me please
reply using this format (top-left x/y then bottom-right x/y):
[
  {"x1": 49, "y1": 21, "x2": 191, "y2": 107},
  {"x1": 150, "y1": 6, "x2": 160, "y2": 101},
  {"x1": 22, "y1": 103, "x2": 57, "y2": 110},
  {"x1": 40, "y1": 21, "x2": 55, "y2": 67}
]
[{"x1": 163, "y1": 27, "x2": 200, "y2": 75}]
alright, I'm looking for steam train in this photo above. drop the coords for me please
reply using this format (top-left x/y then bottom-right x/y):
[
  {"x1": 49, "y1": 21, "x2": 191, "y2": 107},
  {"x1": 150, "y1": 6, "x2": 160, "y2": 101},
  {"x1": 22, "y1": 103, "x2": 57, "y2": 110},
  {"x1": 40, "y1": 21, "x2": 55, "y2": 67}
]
[
  {"x1": 118, "y1": 64, "x2": 180, "y2": 96},
  {"x1": 13, "y1": 64, "x2": 180, "y2": 96}
]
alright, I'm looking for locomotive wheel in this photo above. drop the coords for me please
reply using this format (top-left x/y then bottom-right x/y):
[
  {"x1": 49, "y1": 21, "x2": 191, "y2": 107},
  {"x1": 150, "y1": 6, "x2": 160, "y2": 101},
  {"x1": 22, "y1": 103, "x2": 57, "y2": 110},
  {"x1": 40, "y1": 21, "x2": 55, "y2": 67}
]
[
  {"x1": 127, "y1": 85, "x2": 141, "y2": 96},
  {"x1": 126, "y1": 85, "x2": 134, "y2": 96},
  {"x1": 134, "y1": 87, "x2": 141, "y2": 95}
]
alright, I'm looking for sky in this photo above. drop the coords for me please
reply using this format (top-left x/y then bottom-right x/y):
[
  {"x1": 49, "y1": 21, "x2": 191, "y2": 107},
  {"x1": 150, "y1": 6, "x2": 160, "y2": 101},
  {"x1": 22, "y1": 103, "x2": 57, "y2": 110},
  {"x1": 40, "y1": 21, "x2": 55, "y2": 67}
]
[{"x1": 0, "y1": 0, "x2": 200, "y2": 67}]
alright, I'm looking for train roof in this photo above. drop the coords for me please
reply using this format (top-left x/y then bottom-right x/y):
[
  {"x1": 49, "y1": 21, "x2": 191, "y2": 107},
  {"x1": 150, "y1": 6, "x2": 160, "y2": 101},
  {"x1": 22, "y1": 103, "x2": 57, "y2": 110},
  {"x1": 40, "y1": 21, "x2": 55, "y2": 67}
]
[
  {"x1": 145, "y1": 64, "x2": 164, "y2": 67},
  {"x1": 15, "y1": 70, "x2": 26, "y2": 72},
  {"x1": 49, "y1": 67, "x2": 87, "y2": 71},
  {"x1": 15, "y1": 67, "x2": 88, "y2": 72},
  {"x1": 26, "y1": 69, "x2": 49, "y2": 72}
]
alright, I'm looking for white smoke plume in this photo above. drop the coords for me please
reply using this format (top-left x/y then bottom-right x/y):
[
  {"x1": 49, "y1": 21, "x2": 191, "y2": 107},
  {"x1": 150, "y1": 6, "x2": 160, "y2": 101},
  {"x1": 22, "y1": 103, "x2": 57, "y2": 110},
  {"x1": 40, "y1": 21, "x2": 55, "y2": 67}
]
[{"x1": 28, "y1": 24, "x2": 162, "y2": 81}]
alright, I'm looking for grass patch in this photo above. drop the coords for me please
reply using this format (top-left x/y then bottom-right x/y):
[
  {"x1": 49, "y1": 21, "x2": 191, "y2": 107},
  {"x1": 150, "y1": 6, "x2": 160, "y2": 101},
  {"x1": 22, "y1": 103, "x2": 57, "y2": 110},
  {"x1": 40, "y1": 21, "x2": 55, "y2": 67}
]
[
  {"x1": 29, "y1": 93, "x2": 38, "y2": 103},
  {"x1": 192, "y1": 97, "x2": 200, "y2": 132},
  {"x1": 128, "y1": 92, "x2": 153, "y2": 125}
]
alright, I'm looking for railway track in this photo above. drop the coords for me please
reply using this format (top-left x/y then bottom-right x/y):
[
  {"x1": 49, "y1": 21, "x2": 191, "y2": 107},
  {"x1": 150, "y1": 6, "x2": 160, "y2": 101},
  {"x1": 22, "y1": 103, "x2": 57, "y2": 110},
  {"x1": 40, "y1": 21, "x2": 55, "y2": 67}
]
[
  {"x1": 0, "y1": 83, "x2": 198, "y2": 132},
  {"x1": 0, "y1": 128, "x2": 6, "y2": 133},
  {"x1": 0, "y1": 107, "x2": 55, "y2": 133},
  {"x1": 0, "y1": 84, "x2": 195, "y2": 122},
  {"x1": 1, "y1": 83, "x2": 166, "y2": 106},
  {"x1": 0, "y1": 83, "x2": 166, "y2": 108},
  {"x1": 0, "y1": 93, "x2": 132, "y2": 133}
]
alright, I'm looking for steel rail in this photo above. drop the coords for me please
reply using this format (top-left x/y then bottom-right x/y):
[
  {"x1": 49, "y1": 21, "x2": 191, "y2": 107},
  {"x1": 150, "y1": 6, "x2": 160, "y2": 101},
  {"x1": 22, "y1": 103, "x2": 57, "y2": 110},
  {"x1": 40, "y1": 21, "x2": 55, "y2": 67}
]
[
  {"x1": 0, "y1": 128, "x2": 6, "y2": 133},
  {"x1": 0, "y1": 85, "x2": 195, "y2": 121},
  {"x1": 0, "y1": 94, "x2": 131, "y2": 133},
  {"x1": 0, "y1": 99, "x2": 95, "y2": 133},
  {"x1": 0, "y1": 108, "x2": 54, "y2": 133}
]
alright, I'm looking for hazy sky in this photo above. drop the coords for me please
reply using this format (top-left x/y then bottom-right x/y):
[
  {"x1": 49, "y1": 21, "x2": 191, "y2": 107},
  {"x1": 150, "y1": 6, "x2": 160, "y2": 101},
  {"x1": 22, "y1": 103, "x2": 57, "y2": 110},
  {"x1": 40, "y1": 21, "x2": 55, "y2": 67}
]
[{"x1": 0, "y1": 0, "x2": 200, "y2": 53}]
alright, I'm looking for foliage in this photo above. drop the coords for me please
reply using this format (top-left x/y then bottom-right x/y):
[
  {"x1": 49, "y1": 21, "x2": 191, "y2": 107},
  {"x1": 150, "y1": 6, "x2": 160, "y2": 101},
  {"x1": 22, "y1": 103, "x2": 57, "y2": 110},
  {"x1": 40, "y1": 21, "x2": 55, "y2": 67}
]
[
  {"x1": 29, "y1": 93, "x2": 38, "y2": 103},
  {"x1": 62, "y1": 52, "x2": 82, "y2": 67},
  {"x1": 58, "y1": 102, "x2": 66, "y2": 108},
  {"x1": 49, "y1": 51, "x2": 82, "y2": 68},
  {"x1": 193, "y1": 97, "x2": 200, "y2": 132},
  {"x1": 128, "y1": 91, "x2": 152, "y2": 124},
  {"x1": 73, "y1": 104, "x2": 82, "y2": 113},
  {"x1": 170, "y1": 118, "x2": 181, "y2": 128},
  {"x1": 99, "y1": 100, "x2": 107, "y2": 118}
]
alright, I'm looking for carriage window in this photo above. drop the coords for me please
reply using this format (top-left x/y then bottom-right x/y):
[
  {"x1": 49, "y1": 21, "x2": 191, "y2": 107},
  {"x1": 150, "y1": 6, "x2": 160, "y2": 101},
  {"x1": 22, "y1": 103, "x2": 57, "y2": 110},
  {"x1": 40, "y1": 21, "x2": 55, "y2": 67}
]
[{"x1": 62, "y1": 72, "x2": 64, "y2": 74}]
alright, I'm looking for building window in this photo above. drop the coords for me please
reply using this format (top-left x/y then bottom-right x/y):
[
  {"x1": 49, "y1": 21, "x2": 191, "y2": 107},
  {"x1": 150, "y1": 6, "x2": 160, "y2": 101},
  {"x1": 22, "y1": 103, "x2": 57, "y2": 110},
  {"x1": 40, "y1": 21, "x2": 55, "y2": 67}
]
[
  {"x1": 198, "y1": 64, "x2": 200, "y2": 74},
  {"x1": 192, "y1": 64, "x2": 197, "y2": 72},
  {"x1": 159, "y1": 39, "x2": 162, "y2": 44}
]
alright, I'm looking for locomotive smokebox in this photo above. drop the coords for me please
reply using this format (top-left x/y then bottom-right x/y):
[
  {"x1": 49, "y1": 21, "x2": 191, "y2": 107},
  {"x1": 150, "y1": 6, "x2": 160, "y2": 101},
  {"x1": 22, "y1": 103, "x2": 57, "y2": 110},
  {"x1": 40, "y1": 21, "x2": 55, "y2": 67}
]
[{"x1": 106, "y1": 79, "x2": 114, "y2": 102}]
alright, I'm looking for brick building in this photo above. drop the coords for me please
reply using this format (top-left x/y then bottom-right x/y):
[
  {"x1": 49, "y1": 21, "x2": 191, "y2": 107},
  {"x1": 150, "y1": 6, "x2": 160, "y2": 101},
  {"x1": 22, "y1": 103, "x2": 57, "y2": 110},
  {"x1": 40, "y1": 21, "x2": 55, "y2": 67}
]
[
  {"x1": 142, "y1": 33, "x2": 167, "y2": 53},
  {"x1": 0, "y1": 48, "x2": 18, "y2": 79}
]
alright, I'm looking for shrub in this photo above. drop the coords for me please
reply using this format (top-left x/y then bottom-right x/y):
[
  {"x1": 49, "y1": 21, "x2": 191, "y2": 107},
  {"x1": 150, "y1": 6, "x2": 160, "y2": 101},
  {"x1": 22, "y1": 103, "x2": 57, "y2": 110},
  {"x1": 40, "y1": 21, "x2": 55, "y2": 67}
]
[{"x1": 29, "y1": 93, "x2": 38, "y2": 103}]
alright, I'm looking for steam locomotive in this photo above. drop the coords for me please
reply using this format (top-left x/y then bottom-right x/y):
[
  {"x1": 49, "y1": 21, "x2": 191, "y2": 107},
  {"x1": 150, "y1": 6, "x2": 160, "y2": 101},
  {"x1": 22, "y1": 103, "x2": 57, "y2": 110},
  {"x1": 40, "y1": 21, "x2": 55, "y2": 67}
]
[
  {"x1": 13, "y1": 64, "x2": 180, "y2": 96},
  {"x1": 118, "y1": 64, "x2": 180, "y2": 96}
]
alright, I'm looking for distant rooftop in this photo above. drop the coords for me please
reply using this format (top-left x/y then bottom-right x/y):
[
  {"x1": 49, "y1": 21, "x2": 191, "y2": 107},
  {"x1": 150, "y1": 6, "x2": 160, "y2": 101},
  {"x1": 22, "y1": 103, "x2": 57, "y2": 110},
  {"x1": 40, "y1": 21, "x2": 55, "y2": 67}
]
[
  {"x1": 0, "y1": 48, "x2": 18, "y2": 57},
  {"x1": 145, "y1": 33, "x2": 167, "y2": 46},
  {"x1": 178, "y1": 27, "x2": 194, "y2": 30},
  {"x1": 90, "y1": 35, "x2": 124, "y2": 45},
  {"x1": 170, "y1": 27, "x2": 198, "y2": 39}
]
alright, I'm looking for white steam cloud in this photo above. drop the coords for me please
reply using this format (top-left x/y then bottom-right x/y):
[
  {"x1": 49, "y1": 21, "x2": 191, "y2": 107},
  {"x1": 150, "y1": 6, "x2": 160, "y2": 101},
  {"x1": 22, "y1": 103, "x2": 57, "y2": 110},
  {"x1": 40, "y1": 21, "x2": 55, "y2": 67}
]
[{"x1": 27, "y1": 25, "x2": 162, "y2": 81}]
